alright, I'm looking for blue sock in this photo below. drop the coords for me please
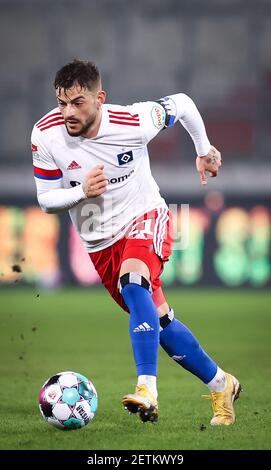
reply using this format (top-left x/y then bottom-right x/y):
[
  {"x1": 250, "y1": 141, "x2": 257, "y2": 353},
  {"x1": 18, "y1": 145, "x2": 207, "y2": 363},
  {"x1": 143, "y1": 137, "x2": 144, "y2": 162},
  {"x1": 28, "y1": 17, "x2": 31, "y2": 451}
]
[
  {"x1": 160, "y1": 311, "x2": 217, "y2": 383},
  {"x1": 121, "y1": 283, "x2": 159, "y2": 376}
]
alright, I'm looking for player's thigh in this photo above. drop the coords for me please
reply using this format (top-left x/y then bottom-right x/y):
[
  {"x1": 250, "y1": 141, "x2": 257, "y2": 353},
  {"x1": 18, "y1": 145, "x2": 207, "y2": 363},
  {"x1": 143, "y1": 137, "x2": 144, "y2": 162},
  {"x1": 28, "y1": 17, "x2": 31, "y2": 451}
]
[{"x1": 120, "y1": 257, "x2": 150, "y2": 280}]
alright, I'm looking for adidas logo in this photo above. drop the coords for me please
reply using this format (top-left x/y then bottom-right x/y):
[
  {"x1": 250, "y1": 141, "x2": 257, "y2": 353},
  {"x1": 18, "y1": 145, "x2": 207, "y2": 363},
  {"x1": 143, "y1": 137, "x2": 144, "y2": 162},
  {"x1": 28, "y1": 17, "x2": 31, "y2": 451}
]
[
  {"x1": 133, "y1": 322, "x2": 154, "y2": 333},
  {"x1": 67, "y1": 160, "x2": 81, "y2": 170}
]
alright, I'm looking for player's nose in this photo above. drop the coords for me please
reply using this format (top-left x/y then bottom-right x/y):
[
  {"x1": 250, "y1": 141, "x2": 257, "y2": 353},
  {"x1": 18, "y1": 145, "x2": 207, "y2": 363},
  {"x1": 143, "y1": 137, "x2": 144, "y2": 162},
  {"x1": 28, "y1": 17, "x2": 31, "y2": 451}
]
[{"x1": 65, "y1": 103, "x2": 76, "y2": 118}]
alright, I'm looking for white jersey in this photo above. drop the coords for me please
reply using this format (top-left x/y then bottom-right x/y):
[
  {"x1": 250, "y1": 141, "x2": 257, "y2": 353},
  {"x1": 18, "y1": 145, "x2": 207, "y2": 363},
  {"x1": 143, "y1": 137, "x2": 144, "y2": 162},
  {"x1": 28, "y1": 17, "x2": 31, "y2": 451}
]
[{"x1": 31, "y1": 94, "x2": 211, "y2": 252}]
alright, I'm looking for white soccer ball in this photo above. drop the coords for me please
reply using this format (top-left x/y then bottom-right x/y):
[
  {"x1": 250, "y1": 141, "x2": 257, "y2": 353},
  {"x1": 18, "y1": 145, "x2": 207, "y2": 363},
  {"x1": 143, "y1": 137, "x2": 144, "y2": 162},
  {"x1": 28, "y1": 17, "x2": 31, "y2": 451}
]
[{"x1": 39, "y1": 371, "x2": 98, "y2": 430}]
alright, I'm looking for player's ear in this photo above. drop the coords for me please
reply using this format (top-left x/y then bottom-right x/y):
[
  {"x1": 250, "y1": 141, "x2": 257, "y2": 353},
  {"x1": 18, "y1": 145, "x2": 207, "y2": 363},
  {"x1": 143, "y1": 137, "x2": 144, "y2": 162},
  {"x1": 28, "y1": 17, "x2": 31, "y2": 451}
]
[{"x1": 97, "y1": 90, "x2": 106, "y2": 108}]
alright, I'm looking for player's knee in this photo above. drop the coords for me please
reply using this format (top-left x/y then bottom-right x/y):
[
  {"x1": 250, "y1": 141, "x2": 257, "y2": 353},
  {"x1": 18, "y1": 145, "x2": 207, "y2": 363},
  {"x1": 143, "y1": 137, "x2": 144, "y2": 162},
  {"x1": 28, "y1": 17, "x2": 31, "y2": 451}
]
[
  {"x1": 119, "y1": 272, "x2": 152, "y2": 298},
  {"x1": 120, "y1": 259, "x2": 150, "y2": 280}
]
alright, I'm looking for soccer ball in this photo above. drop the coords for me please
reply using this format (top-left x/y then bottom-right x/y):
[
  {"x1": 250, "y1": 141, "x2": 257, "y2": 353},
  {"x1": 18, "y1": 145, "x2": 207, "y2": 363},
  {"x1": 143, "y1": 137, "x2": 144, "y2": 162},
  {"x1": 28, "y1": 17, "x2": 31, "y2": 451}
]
[{"x1": 39, "y1": 371, "x2": 98, "y2": 430}]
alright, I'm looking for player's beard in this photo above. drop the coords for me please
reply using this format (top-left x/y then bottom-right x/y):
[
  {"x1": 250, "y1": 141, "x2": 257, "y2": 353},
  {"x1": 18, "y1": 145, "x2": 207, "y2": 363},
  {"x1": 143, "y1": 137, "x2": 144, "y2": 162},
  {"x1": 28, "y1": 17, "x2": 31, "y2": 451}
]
[{"x1": 65, "y1": 115, "x2": 96, "y2": 137}]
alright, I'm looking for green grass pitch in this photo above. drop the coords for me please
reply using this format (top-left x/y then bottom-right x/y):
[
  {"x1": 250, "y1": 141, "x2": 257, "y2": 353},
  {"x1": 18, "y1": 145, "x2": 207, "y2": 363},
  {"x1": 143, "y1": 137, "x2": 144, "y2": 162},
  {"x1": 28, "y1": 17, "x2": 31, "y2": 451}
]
[{"x1": 0, "y1": 287, "x2": 270, "y2": 450}]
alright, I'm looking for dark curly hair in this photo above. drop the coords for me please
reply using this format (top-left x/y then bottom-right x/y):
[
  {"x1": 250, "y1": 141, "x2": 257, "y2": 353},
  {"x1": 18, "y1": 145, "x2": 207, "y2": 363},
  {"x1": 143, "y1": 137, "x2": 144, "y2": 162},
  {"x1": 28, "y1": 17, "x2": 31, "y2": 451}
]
[{"x1": 54, "y1": 59, "x2": 101, "y2": 92}]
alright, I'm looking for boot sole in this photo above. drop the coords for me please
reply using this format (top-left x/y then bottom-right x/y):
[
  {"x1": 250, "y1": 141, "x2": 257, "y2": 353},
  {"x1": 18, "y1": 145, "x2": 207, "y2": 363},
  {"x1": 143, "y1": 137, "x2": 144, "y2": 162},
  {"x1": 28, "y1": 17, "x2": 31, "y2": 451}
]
[{"x1": 122, "y1": 398, "x2": 158, "y2": 423}]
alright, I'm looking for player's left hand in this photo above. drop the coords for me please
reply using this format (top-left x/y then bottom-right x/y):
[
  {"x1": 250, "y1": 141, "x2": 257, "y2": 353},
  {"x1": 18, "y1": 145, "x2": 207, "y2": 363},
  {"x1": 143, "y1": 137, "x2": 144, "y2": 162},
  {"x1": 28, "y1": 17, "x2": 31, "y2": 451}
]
[{"x1": 196, "y1": 146, "x2": 222, "y2": 186}]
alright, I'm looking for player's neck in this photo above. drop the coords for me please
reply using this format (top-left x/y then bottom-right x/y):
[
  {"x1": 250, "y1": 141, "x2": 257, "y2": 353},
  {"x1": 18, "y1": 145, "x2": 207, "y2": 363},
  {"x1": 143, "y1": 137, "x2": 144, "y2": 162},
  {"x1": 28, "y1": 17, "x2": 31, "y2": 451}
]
[{"x1": 82, "y1": 109, "x2": 102, "y2": 139}]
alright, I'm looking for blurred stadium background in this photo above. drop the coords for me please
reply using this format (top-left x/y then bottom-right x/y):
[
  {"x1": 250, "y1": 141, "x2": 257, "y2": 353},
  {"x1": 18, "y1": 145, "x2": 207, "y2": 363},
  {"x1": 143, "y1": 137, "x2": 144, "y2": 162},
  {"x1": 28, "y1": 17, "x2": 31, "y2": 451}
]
[
  {"x1": 0, "y1": 0, "x2": 271, "y2": 451},
  {"x1": 0, "y1": 0, "x2": 270, "y2": 288}
]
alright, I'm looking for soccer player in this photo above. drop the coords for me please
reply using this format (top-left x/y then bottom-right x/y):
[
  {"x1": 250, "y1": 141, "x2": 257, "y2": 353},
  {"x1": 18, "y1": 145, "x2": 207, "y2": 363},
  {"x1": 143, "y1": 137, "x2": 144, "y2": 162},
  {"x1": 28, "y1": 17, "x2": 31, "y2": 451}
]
[{"x1": 31, "y1": 59, "x2": 241, "y2": 425}]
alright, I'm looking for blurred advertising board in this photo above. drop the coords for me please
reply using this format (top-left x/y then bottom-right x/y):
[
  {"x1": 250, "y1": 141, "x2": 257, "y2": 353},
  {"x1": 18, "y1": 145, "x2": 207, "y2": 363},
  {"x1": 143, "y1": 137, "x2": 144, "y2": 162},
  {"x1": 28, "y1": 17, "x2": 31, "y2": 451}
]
[{"x1": 0, "y1": 195, "x2": 270, "y2": 288}]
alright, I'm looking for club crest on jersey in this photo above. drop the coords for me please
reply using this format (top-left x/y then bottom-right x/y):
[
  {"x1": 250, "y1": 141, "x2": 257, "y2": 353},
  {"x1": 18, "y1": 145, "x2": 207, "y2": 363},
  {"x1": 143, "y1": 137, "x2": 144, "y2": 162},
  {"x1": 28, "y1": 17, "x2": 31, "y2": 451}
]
[{"x1": 117, "y1": 151, "x2": 134, "y2": 166}]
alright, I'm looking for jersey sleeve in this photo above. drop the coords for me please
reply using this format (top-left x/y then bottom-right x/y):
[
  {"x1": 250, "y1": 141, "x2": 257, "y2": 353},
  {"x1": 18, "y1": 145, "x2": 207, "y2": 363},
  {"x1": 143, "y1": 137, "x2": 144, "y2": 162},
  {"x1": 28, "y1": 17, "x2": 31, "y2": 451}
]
[
  {"x1": 155, "y1": 94, "x2": 211, "y2": 156},
  {"x1": 131, "y1": 101, "x2": 167, "y2": 145},
  {"x1": 31, "y1": 125, "x2": 63, "y2": 187},
  {"x1": 133, "y1": 94, "x2": 210, "y2": 156},
  {"x1": 131, "y1": 93, "x2": 210, "y2": 157},
  {"x1": 31, "y1": 125, "x2": 87, "y2": 213}
]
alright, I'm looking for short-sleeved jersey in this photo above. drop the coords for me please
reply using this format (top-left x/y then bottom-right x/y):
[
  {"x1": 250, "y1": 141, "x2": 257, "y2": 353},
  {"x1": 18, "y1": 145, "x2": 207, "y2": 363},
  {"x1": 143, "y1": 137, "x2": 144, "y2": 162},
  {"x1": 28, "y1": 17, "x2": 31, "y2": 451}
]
[{"x1": 31, "y1": 101, "x2": 169, "y2": 252}]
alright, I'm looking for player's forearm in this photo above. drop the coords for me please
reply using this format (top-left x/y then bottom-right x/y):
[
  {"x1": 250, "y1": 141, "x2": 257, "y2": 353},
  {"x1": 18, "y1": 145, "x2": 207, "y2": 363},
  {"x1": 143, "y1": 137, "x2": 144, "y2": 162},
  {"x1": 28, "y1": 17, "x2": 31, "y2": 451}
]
[
  {"x1": 37, "y1": 184, "x2": 87, "y2": 213},
  {"x1": 171, "y1": 93, "x2": 211, "y2": 156}
]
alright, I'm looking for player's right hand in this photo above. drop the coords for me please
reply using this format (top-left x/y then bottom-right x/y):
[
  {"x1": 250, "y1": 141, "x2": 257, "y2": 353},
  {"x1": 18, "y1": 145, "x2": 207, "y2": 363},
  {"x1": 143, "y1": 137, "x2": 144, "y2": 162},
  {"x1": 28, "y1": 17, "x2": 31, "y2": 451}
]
[{"x1": 83, "y1": 164, "x2": 108, "y2": 197}]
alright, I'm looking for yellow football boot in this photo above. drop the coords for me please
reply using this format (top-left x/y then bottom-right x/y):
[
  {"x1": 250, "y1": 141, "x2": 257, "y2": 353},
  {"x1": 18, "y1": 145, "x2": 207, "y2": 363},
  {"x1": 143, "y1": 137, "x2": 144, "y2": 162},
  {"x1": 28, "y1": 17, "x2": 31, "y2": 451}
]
[
  {"x1": 122, "y1": 384, "x2": 158, "y2": 423},
  {"x1": 204, "y1": 373, "x2": 242, "y2": 426}
]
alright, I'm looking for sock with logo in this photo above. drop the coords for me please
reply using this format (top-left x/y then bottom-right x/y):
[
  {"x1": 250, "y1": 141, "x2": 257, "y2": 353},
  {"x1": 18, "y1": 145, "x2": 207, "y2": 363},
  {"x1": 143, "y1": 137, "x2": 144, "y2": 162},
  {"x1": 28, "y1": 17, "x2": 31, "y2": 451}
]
[
  {"x1": 160, "y1": 309, "x2": 217, "y2": 383},
  {"x1": 121, "y1": 282, "x2": 159, "y2": 378},
  {"x1": 207, "y1": 366, "x2": 227, "y2": 392}
]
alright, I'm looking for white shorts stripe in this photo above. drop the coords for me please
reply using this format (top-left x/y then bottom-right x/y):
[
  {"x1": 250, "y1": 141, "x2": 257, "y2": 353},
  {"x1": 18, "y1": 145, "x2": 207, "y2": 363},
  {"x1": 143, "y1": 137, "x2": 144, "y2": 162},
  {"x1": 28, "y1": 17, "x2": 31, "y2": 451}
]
[
  {"x1": 153, "y1": 207, "x2": 168, "y2": 258},
  {"x1": 153, "y1": 208, "x2": 164, "y2": 256},
  {"x1": 157, "y1": 209, "x2": 168, "y2": 257}
]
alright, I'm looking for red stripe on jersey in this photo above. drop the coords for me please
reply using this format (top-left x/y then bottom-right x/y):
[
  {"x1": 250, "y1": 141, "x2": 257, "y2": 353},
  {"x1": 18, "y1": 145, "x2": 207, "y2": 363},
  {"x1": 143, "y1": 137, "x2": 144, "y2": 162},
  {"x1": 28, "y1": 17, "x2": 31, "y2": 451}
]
[
  {"x1": 108, "y1": 110, "x2": 139, "y2": 119},
  {"x1": 36, "y1": 112, "x2": 62, "y2": 127},
  {"x1": 39, "y1": 121, "x2": 65, "y2": 132},
  {"x1": 109, "y1": 117, "x2": 140, "y2": 122},
  {"x1": 108, "y1": 115, "x2": 139, "y2": 122},
  {"x1": 37, "y1": 117, "x2": 65, "y2": 129},
  {"x1": 108, "y1": 119, "x2": 140, "y2": 127},
  {"x1": 33, "y1": 166, "x2": 62, "y2": 178}
]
